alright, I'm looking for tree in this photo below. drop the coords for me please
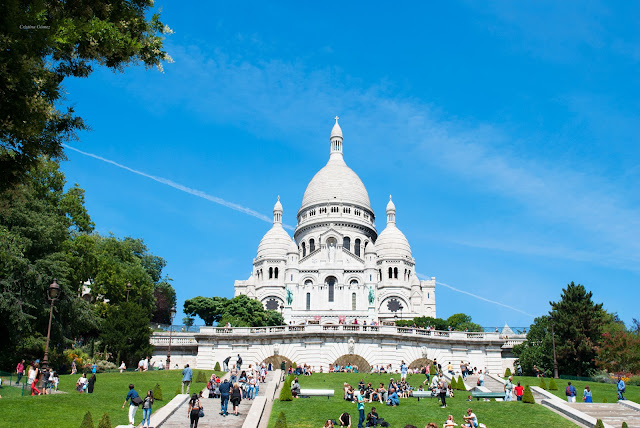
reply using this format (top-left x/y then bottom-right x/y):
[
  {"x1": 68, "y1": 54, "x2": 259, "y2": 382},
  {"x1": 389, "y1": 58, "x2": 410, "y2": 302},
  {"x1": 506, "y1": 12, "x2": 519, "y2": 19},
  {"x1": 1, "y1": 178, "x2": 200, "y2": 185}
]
[
  {"x1": 184, "y1": 294, "x2": 283, "y2": 327},
  {"x1": 79, "y1": 411, "x2": 94, "y2": 428},
  {"x1": 183, "y1": 316, "x2": 195, "y2": 332},
  {"x1": 274, "y1": 411, "x2": 288, "y2": 428},
  {"x1": 99, "y1": 302, "x2": 153, "y2": 367},
  {"x1": 522, "y1": 386, "x2": 535, "y2": 404},
  {"x1": 548, "y1": 378, "x2": 558, "y2": 390},
  {"x1": 152, "y1": 280, "x2": 177, "y2": 324},
  {"x1": 97, "y1": 413, "x2": 112, "y2": 428},
  {"x1": 513, "y1": 316, "x2": 554, "y2": 376},
  {"x1": 279, "y1": 375, "x2": 293, "y2": 401},
  {"x1": 0, "y1": 0, "x2": 172, "y2": 189},
  {"x1": 596, "y1": 330, "x2": 640, "y2": 374}
]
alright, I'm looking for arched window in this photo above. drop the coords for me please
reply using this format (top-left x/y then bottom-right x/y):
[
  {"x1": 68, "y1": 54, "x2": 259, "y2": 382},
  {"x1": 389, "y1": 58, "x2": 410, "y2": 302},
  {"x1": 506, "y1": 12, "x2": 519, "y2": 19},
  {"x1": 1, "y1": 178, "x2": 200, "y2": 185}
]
[
  {"x1": 309, "y1": 238, "x2": 315, "y2": 252},
  {"x1": 343, "y1": 237, "x2": 351, "y2": 252},
  {"x1": 355, "y1": 239, "x2": 361, "y2": 256},
  {"x1": 394, "y1": 267, "x2": 398, "y2": 279},
  {"x1": 306, "y1": 293, "x2": 311, "y2": 310},
  {"x1": 326, "y1": 276, "x2": 336, "y2": 302},
  {"x1": 274, "y1": 267, "x2": 279, "y2": 279},
  {"x1": 352, "y1": 293, "x2": 357, "y2": 310},
  {"x1": 379, "y1": 269, "x2": 382, "y2": 281},
  {"x1": 269, "y1": 267, "x2": 273, "y2": 279},
  {"x1": 304, "y1": 279, "x2": 313, "y2": 286},
  {"x1": 388, "y1": 267, "x2": 393, "y2": 279},
  {"x1": 350, "y1": 279, "x2": 359, "y2": 286},
  {"x1": 302, "y1": 242, "x2": 306, "y2": 257}
]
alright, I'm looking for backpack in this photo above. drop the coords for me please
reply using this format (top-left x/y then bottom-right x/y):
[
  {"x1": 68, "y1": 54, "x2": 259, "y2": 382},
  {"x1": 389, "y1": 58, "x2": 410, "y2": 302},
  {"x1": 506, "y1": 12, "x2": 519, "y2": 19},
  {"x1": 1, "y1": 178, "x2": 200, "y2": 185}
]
[{"x1": 565, "y1": 386, "x2": 571, "y2": 396}]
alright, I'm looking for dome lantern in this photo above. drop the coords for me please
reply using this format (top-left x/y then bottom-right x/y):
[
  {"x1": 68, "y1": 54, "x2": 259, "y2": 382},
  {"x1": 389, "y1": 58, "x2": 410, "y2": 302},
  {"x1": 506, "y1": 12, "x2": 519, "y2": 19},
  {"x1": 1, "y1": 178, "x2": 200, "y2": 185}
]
[
  {"x1": 330, "y1": 116, "x2": 343, "y2": 159},
  {"x1": 386, "y1": 195, "x2": 396, "y2": 224},
  {"x1": 273, "y1": 195, "x2": 283, "y2": 224}
]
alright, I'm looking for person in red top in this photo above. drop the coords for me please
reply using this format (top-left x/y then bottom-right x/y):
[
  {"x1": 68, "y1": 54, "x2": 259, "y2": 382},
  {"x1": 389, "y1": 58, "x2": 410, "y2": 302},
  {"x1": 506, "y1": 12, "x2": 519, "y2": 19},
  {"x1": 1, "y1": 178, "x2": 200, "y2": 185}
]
[{"x1": 514, "y1": 381, "x2": 524, "y2": 401}]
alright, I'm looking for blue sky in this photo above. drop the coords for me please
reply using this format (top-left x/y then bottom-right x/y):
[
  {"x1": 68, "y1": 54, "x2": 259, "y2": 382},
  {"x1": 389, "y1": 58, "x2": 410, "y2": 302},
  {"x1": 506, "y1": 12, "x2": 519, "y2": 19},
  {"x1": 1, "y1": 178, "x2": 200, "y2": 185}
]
[{"x1": 60, "y1": 1, "x2": 640, "y2": 328}]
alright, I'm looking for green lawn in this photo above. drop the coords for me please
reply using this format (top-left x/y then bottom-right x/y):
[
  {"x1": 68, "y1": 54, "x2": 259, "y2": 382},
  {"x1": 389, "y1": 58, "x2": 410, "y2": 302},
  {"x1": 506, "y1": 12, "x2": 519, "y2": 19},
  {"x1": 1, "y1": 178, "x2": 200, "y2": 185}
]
[
  {"x1": 0, "y1": 369, "x2": 223, "y2": 428},
  {"x1": 267, "y1": 373, "x2": 577, "y2": 428},
  {"x1": 512, "y1": 376, "x2": 640, "y2": 404}
]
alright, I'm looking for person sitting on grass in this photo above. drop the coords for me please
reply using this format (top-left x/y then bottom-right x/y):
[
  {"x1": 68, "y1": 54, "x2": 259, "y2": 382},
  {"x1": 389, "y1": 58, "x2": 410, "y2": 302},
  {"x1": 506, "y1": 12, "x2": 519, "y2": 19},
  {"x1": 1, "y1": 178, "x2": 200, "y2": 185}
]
[
  {"x1": 443, "y1": 414, "x2": 457, "y2": 427},
  {"x1": 339, "y1": 412, "x2": 351, "y2": 427},
  {"x1": 366, "y1": 407, "x2": 379, "y2": 427},
  {"x1": 386, "y1": 388, "x2": 399, "y2": 406},
  {"x1": 378, "y1": 383, "x2": 388, "y2": 402},
  {"x1": 324, "y1": 420, "x2": 335, "y2": 427},
  {"x1": 291, "y1": 377, "x2": 301, "y2": 398},
  {"x1": 345, "y1": 385, "x2": 355, "y2": 402},
  {"x1": 462, "y1": 408, "x2": 478, "y2": 428}
]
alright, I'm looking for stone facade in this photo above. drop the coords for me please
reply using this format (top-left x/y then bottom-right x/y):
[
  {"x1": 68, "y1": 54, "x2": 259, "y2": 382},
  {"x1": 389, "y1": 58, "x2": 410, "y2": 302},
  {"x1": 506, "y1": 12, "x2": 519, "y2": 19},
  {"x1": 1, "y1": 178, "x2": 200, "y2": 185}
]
[{"x1": 234, "y1": 119, "x2": 436, "y2": 324}]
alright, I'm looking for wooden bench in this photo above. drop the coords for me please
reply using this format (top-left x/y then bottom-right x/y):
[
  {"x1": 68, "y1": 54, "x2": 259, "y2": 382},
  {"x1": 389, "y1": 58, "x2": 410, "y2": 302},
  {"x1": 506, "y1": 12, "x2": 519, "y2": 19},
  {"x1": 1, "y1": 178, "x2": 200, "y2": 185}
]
[
  {"x1": 472, "y1": 391, "x2": 504, "y2": 401},
  {"x1": 299, "y1": 388, "x2": 334, "y2": 399},
  {"x1": 413, "y1": 390, "x2": 438, "y2": 401}
]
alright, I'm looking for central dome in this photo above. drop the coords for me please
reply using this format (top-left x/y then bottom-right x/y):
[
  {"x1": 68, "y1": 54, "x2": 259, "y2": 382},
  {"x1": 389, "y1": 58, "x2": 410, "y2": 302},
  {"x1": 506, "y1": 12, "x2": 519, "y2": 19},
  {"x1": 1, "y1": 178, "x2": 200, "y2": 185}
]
[{"x1": 300, "y1": 156, "x2": 372, "y2": 211}]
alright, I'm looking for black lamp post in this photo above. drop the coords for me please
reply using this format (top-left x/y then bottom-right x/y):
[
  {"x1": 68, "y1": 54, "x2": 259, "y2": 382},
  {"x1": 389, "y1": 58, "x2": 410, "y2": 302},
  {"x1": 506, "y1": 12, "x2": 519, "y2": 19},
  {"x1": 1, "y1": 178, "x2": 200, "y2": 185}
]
[
  {"x1": 166, "y1": 306, "x2": 177, "y2": 369},
  {"x1": 399, "y1": 304, "x2": 404, "y2": 321},
  {"x1": 550, "y1": 316, "x2": 559, "y2": 379},
  {"x1": 279, "y1": 304, "x2": 284, "y2": 324},
  {"x1": 42, "y1": 279, "x2": 61, "y2": 369},
  {"x1": 126, "y1": 282, "x2": 132, "y2": 302}
]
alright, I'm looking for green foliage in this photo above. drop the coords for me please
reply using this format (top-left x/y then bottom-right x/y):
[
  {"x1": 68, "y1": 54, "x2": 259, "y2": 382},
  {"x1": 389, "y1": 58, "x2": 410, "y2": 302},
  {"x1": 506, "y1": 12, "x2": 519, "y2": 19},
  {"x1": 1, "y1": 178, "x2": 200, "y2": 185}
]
[
  {"x1": 622, "y1": 422, "x2": 629, "y2": 428},
  {"x1": 595, "y1": 419, "x2": 605, "y2": 428},
  {"x1": 505, "y1": 367, "x2": 512, "y2": 377},
  {"x1": 152, "y1": 280, "x2": 177, "y2": 324},
  {"x1": 395, "y1": 314, "x2": 482, "y2": 331},
  {"x1": 99, "y1": 302, "x2": 153, "y2": 368},
  {"x1": 548, "y1": 378, "x2": 558, "y2": 390},
  {"x1": 457, "y1": 375, "x2": 466, "y2": 390},
  {"x1": 79, "y1": 411, "x2": 94, "y2": 428},
  {"x1": 602, "y1": 397, "x2": 608, "y2": 403},
  {"x1": 175, "y1": 387, "x2": 181, "y2": 395},
  {"x1": 430, "y1": 364, "x2": 437, "y2": 375},
  {"x1": 196, "y1": 370, "x2": 206, "y2": 383},
  {"x1": 97, "y1": 413, "x2": 111, "y2": 428},
  {"x1": 153, "y1": 383, "x2": 163, "y2": 401},
  {"x1": 539, "y1": 378, "x2": 547, "y2": 390},
  {"x1": 0, "y1": 0, "x2": 172, "y2": 189},
  {"x1": 596, "y1": 329, "x2": 640, "y2": 374},
  {"x1": 280, "y1": 375, "x2": 294, "y2": 401},
  {"x1": 183, "y1": 316, "x2": 195, "y2": 331},
  {"x1": 214, "y1": 361, "x2": 221, "y2": 371},
  {"x1": 184, "y1": 294, "x2": 284, "y2": 327},
  {"x1": 293, "y1": 362, "x2": 297, "y2": 369},
  {"x1": 274, "y1": 411, "x2": 288, "y2": 428},
  {"x1": 522, "y1": 385, "x2": 535, "y2": 404}
]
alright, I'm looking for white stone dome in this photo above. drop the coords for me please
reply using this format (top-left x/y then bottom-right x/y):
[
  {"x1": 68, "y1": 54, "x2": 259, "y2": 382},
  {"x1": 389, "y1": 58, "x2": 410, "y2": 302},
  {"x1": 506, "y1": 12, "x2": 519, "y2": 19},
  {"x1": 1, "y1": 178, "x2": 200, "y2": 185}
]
[
  {"x1": 375, "y1": 224, "x2": 412, "y2": 259},
  {"x1": 331, "y1": 120, "x2": 343, "y2": 139},
  {"x1": 301, "y1": 156, "x2": 371, "y2": 210},
  {"x1": 287, "y1": 238, "x2": 298, "y2": 254},
  {"x1": 365, "y1": 240, "x2": 377, "y2": 254},
  {"x1": 256, "y1": 224, "x2": 292, "y2": 260}
]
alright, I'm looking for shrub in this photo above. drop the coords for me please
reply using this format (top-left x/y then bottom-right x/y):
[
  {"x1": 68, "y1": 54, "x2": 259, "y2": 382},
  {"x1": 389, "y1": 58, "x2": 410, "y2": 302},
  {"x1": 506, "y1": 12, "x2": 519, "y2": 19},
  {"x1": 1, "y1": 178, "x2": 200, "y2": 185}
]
[
  {"x1": 97, "y1": 413, "x2": 111, "y2": 428},
  {"x1": 594, "y1": 419, "x2": 604, "y2": 428},
  {"x1": 504, "y1": 367, "x2": 512, "y2": 377},
  {"x1": 96, "y1": 360, "x2": 117, "y2": 373},
  {"x1": 79, "y1": 411, "x2": 94, "y2": 428},
  {"x1": 214, "y1": 361, "x2": 221, "y2": 371},
  {"x1": 548, "y1": 378, "x2": 558, "y2": 390},
  {"x1": 153, "y1": 383, "x2": 163, "y2": 401},
  {"x1": 292, "y1": 362, "x2": 297, "y2": 369},
  {"x1": 274, "y1": 411, "x2": 288, "y2": 428},
  {"x1": 430, "y1": 365, "x2": 437, "y2": 376},
  {"x1": 457, "y1": 375, "x2": 465, "y2": 390},
  {"x1": 539, "y1": 378, "x2": 547, "y2": 390},
  {"x1": 622, "y1": 422, "x2": 629, "y2": 428},
  {"x1": 522, "y1": 386, "x2": 535, "y2": 404},
  {"x1": 602, "y1": 397, "x2": 608, "y2": 403},
  {"x1": 175, "y1": 387, "x2": 181, "y2": 395},
  {"x1": 279, "y1": 375, "x2": 293, "y2": 401},
  {"x1": 196, "y1": 370, "x2": 206, "y2": 383}
]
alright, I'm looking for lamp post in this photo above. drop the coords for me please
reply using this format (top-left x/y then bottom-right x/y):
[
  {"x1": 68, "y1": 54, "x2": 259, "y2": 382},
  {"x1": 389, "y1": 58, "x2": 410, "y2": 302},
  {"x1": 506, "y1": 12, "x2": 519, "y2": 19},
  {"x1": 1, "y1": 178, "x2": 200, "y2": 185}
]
[
  {"x1": 42, "y1": 279, "x2": 61, "y2": 369},
  {"x1": 166, "y1": 306, "x2": 177, "y2": 369},
  {"x1": 550, "y1": 316, "x2": 559, "y2": 379},
  {"x1": 126, "y1": 282, "x2": 132, "y2": 302},
  {"x1": 279, "y1": 304, "x2": 284, "y2": 325},
  {"x1": 399, "y1": 304, "x2": 404, "y2": 322}
]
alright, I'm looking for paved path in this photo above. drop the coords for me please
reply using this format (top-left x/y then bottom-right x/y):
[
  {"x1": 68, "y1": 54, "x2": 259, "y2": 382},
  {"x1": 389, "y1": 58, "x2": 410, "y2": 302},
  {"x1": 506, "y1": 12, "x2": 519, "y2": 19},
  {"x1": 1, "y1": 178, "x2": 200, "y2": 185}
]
[
  {"x1": 566, "y1": 402, "x2": 640, "y2": 427},
  {"x1": 159, "y1": 371, "x2": 275, "y2": 428}
]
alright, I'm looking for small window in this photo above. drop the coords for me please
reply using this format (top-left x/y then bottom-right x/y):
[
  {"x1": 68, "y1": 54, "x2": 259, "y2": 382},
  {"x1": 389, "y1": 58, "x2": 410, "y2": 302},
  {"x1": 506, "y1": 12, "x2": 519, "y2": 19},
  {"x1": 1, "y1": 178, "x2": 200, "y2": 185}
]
[
  {"x1": 350, "y1": 279, "x2": 358, "y2": 286},
  {"x1": 388, "y1": 267, "x2": 393, "y2": 279},
  {"x1": 306, "y1": 293, "x2": 311, "y2": 310},
  {"x1": 355, "y1": 239, "x2": 361, "y2": 257},
  {"x1": 304, "y1": 279, "x2": 313, "y2": 286},
  {"x1": 309, "y1": 238, "x2": 315, "y2": 252},
  {"x1": 269, "y1": 267, "x2": 273, "y2": 279},
  {"x1": 352, "y1": 293, "x2": 357, "y2": 310},
  {"x1": 343, "y1": 237, "x2": 351, "y2": 252},
  {"x1": 302, "y1": 242, "x2": 306, "y2": 257},
  {"x1": 394, "y1": 267, "x2": 398, "y2": 279},
  {"x1": 327, "y1": 276, "x2": 336, "y2": 302},
  {"x1": 290, "y1": 274, "x2": 293, "y2": 281},
  {"x1": 275, "y1": 267, "x2": 279, "y2": 279}
]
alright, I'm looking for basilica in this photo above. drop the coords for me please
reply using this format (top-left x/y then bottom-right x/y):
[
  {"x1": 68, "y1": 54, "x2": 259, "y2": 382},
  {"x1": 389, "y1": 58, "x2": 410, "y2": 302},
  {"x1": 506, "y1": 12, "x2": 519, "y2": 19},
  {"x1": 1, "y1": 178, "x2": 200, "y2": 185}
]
[{"x1": 234, "y1": 119, "x2": 436, "y2": 324}]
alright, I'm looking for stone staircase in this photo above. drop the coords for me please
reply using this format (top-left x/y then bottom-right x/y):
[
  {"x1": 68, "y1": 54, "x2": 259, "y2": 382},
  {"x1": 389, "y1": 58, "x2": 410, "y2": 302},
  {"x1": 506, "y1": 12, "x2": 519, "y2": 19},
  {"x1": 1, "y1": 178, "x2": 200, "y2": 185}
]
[
  {"x1": 566, "y1": 402, "x2": 640, "y2": 428},
  {"x1": 465, "y1": 374, "x2": 505, "y2": 394}
]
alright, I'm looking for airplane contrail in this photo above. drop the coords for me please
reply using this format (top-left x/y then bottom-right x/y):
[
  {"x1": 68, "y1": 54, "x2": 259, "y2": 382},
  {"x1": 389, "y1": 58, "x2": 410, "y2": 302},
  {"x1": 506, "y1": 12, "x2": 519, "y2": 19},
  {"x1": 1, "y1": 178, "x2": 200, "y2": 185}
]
[
  {"x1": 63, "y1": 144, "x2": 295, "y2": 231},
  {"x1": 417, "y1": 273, "x2": 535, "y2": 318}
]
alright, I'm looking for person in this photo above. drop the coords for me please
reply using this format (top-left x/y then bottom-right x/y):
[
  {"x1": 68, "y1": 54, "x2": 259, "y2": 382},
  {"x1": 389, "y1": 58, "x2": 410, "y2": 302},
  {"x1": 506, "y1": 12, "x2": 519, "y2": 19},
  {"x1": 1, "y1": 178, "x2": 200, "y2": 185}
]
[
  {"x1": 119, "y1": 361, "x2": 126, "y2": 373},
  {"x1": 291, "y1": 377, "x2": 301, "y2": 398},
  {"x1": 122, "y1": 384, "x2": 141, "y2": 426},
  {"x1": 582, "y1": 385, "x2": 592, "y2": 403},
  {"x1": 356, "y1": 389, "x2": 366, "y2": 428},
  {"x1": 339, "y1": 412, "x2": 352, "y2": 427},
  {"x1": 324, "y1": 420, "x2": 335, "y2": 428},
  {"x1": 29, "y1": 363, "x2": 41, "y2": 396},
  {"x1": 366, "y1": 407, "x2": 379, "y2": 427},
  {"x1": 41, "y1": 367, "x2": 51, "y2": 395},
  {"x1": 533, "y1": 364, "x2": 540, "y2": 377},
  {"x1": 92, "y1": 362, "x2": 97, "y2": 374},
  {"x1": 514, "y1": 381, "x2": 524, "y2": 401},
  {"x1": 504, "y1": 376, "x2": 513, "y2": 401},
  {"x1": 386, "y1": 387, "x2": 399, "y2": 406},
  {"x1": 230, "y1": 382, "x2": 242, "y2": 416},
  {"x1": 447, "y1": 362, "x2": 454, "y2": 375},
  {"x1": 87, "y1": 373, "x2": 97, "y2": 394},
  {"x1": 219, "y1": 378, "x2": 231, "y2": 416},
  {"x1": 617, "y1": 376, "x2": 626, "y2": 400},
  {"x1": 182, "y1": 364, "x2": 193, "y2": 394},
  {"x1": 516, "y1": 363, "x2": 523, "y2": 376},
  {"x1": 223, "y1": 356, "x2": 231, "y2": 372},
  {"x1": 565, "y1": 382, "x2": 577, "y2": 403},
  {"x1": 462, "y1": 408, "x2": 478, "y2": 428},
  {"x1": 400, "y1": 361, "x2": 408, "y2": 381},
  {"x1": 16, "y1": 359, "x2": 25, "y2": 384},
  {"x1": 187, "y1": 393, "x2": 202, "y2": 428},
  {"x1": 248, "y1": 373, "x2": 257, "y2": 399},
  {"x1": 71, "y1": 360, "x2": 77, "y2": 375},
  {"x1": 76, "y1": 373, "x2": 87, "y2": 393},
  {"x1": 444, "y1": 414, "x2": 457, "y2": 427},
  {"x1": 142, "y1": 389, "x2": 154, "y2": 428},
  {"x1": 439, "y1": 380, "x2": 448, "y2": 408},
  {"x1": 52, "y1": 371, "x2": 59, "y2": 391},
  {"x1": 236, "y1": 354, "x2": 243, "y2": 370},
  {"x1": 477, "y1": 370, "x2": 484, "y2": 387}
]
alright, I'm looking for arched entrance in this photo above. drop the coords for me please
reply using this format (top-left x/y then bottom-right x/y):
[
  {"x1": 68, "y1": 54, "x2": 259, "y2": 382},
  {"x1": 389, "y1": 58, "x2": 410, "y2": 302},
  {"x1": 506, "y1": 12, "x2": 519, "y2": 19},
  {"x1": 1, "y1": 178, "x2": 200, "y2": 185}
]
[
  {"x1": 333, "y1": 354, "x2": 371, "y2": 372},
  {"x1": 262, "y1": 355, "x2": 293, "y2": 371},
  {"x1": 409, "y1": 358, "x2": 434, "y2": 370}
]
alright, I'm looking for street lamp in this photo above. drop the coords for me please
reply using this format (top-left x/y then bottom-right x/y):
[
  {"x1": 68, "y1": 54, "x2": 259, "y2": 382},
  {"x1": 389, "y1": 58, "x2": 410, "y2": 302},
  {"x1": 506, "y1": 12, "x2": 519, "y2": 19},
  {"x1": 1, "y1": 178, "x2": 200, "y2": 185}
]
[
  {"x1": 42, "y1": 279, "x2": 61, "y2": 369},
  {"x1": 166, "y1": 306, "x2": 177, "y2": 369},
  {"x1": 126, "y1": 282, "x2": 132, "y2": 302},
  {"x1": 279, "y1": 304, "x2": 284, "y2": 324},
  {"x1": 550, "y1": 316, "x2": 559, "y2": 379},
  {"x1": 399, "y1": 304, "x2": 404, "y2": 321}
]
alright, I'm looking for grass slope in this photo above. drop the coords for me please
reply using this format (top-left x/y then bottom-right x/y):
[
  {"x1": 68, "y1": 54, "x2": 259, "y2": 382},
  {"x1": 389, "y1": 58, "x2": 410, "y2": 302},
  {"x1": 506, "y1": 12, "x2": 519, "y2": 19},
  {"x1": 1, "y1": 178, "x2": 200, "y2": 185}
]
[
  {"x1": 512, "y1": 376, "x2": 640, "y2": 404},
  {"x1": 267, "y1": 373, "x2": 576, "y2": 427},
  {"x1": 0, "y1": 369, "x2": 222, "y2": 428}
]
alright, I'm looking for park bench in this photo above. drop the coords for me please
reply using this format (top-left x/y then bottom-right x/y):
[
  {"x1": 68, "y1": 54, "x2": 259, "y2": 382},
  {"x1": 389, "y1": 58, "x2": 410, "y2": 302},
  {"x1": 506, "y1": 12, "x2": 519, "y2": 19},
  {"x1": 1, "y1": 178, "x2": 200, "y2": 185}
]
[
  {"x1": 471, "y1": 391, "x2": 504, "y2": 401},
  {"x1": 300, "y1": 388, "x2": 334, "y2": 399},
  {"x1": 412, "y1": 390, "x2": 438, "y2": 401}
]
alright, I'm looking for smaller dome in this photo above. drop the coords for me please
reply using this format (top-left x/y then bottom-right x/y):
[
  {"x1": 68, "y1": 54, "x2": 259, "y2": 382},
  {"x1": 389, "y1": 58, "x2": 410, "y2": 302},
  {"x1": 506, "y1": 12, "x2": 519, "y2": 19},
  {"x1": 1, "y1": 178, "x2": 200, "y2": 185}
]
[
  {"x1": 256, "y1": 224, "x2": 293, "y2": 260},
  {"x1": 386, "y1": 195, "x2": 396, "y2": 212},
  {"x1": 287, "y1": 238, "x2": 298, "y2": 254},
  {"x1": 364, "y1": 240, "x2": 377, "y2": 254},
  {"x1": 410, "y1": 274, "x2": 420, "y2": 286},
  {"x1": 331, "y1": 116, "x2": 343, "y2": 139},
  {"x1": 274, "y1": 195, "x2": 283, "y2": 212},
  {"x1": 376, "y1": 224, "x2": 412, "y2": 259}
]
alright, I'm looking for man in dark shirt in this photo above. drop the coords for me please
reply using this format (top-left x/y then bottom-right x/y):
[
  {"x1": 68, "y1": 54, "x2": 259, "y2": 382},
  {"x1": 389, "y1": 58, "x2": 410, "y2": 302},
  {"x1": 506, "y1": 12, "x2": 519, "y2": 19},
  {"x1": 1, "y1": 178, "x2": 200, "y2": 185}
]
[
  {"x1": 219, "y1": 379, "x2": 231, "y2": 416},
  {"x1": 223, "y1": 356, "x2": 231, "y2": 371},
  {"x1": 366, "y1": 407, "x2": 379, "y2": 427},
  {"x1": 122, "y1": 384, "x2": 140, "y2": 425}
]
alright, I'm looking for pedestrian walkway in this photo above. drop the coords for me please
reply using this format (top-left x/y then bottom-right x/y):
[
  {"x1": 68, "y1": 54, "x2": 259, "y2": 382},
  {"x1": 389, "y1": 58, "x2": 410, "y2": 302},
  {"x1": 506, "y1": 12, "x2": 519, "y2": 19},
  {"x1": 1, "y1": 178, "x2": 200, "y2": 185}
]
[
  {"x1": 158, "y1": 371, "x2": 276, "y2": 428},
  {"x1": 465, "y1": 374, "x2": 505, "y2": 393},
  {"x1": 566, "y1": 402, "x2": 640, "y2": 428}
]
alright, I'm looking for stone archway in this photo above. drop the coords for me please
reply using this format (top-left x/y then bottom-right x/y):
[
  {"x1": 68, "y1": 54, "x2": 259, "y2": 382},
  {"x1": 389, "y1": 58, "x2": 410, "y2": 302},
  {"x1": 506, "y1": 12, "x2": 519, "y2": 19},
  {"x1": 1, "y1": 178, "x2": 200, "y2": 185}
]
[
  {"x1": 333, "y1": 354, "x2": 371, "y2": 372},
  {"x1": 262, "y1": 355, "x2": 293, "y2": 370},
  {"x1": 409, "y1": 358, "x2": 434, "y2": 370}
]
